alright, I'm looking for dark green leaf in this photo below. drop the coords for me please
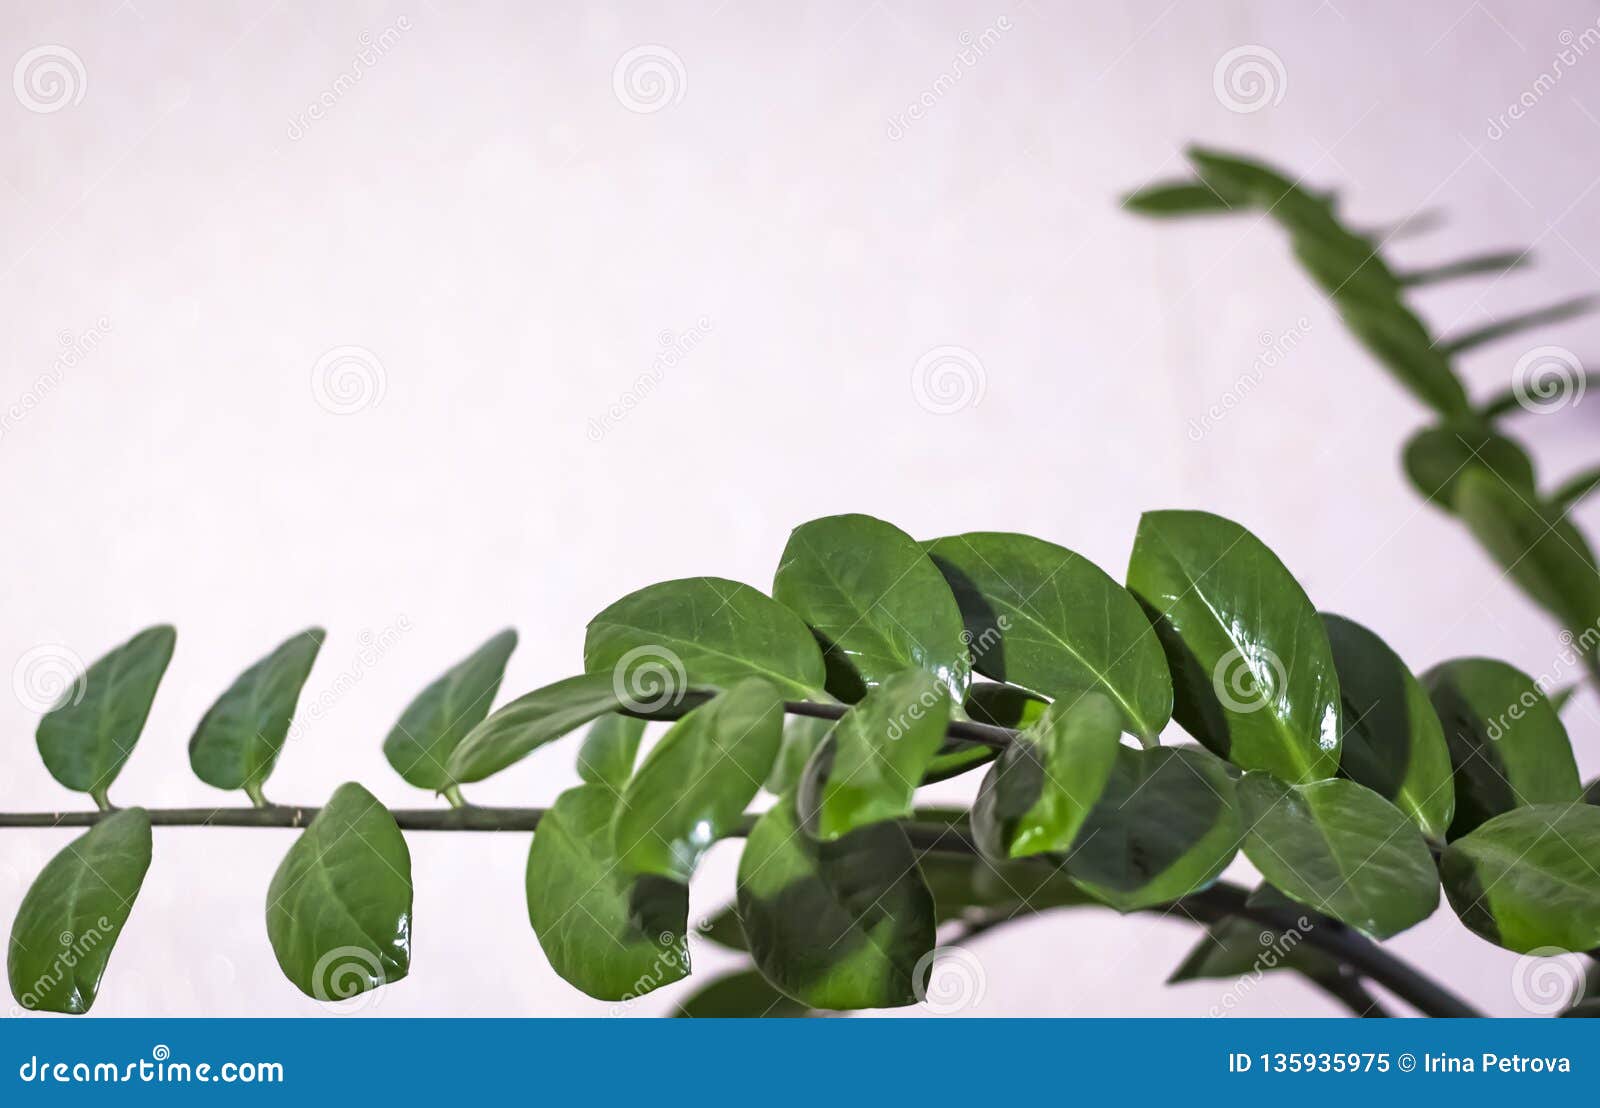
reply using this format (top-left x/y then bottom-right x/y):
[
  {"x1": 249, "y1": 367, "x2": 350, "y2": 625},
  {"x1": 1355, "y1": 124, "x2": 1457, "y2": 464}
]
[
  {"x1": 1441, "y1": 296, "x2": 1596, "y2": 356},
  {"x1": 920, "y1": 853, "x2": 1095, "y2": 923},
  {"x1": 526, "y1": 784, "x2": 688, "y2": 1001},
  {"x1": 36, "y1": 625, "x2": 175, "y2": 804},
  {"x1": 1552, "y1": 465, "x2": 1600, "y2": 512},
  {"x1": 672, "y1": 969, "x2": 809, "y2": 1017},
  {"x1": 927, "y1": 532, "x2": 1172, "y2": 741},
  {"x1": 1397, "y1": 250, "x2": 1530, "y2": 287},
  {"x1": 585, "y1": 576, "x2": 827, "y2": 699},
  {"x1": 766, "y1": 714, "x2": 831, "y2": 795},
  {"x1": 1066, "y1": 745, "x2": 1240, "y2": 911},
  {"x1": 1423, "y1": 657, "x2": 1581, "y2": 837},
  {"x1": 7, "y1": 808, "x2": 151, "y2": 1014},
  {"x1": 971, "y1": 692, "x2": 1122, "y2": 859},
  {"x1": 1127, "y1": 510, "x2": 1340, "y2": 782},
  {"x1": 773, "y1": 514, "x2": 969, "y2": 702},
  {"x1": 797, "y1": 669, "x2": 949, "y2": 841},
  {"x1": 613, "y1": 678, "x2": 784, "y2": 881},
  {"x1": 1322, "y1": 614, "x2": 1454, "y2": 840},
  {"x1": 737, "y1": 797, "x2": 935, "y2": 1010},
  {"x1": 265, "y1": 782, "x2": 412, "y2": 1000},
  {"x1": 965, "y1": 682, "x2": 1048, "y2": 728},
  {"x1": 188, "y1": 628, "x2": 324, "y2": 798},
  {"x1": 919, "y1": 741, "x2": 998, "y2": 785},
  {"x1": 697, "y1": 902, "x2": 748, "y2": 951},
  {"x1": 1122, "y1": 179, "x2": 1235, "y2": 216},
  {"x1": 1401, "y1": 422, "x2": 1535, "y2": 508},
  {"x1": 1440, "y1": 804, "x2": 1600, "y2": 953},
  {"x1": 383, "y1": 629, "x2": 516, "y2": 793},
  {"x1": 448, "y1": 672, "x2": 623, "y2": 784},
  {"x1": 1237, "y1": 773, "x2": 1438, "y2": 939},
  {"x1": 1169, "y1": 912, "x2": 1340, "y2": 984},
  {"x1": 576, "y1": 712, "x2": 646, "y2": 793}
]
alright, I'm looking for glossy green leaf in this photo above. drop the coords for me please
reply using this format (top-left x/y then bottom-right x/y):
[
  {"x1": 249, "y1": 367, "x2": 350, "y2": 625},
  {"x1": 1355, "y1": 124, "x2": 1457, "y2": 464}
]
[
  {"x1": 927, "y1": 532, "x2": 1172, "y2": 741},
  {"x1": 1066, "y1": 745, "x2": 1240, "y2": 911},
  {"x1": 1401, "y1": 422, "x2": 1535, "y2": 508},
  {"x1": 1455, "y1": 469, "x2": 1600, "y2": 650},
  {"x1": 585, "y1": 576, "x2": 827, "y2": 699},
  {"x1": 576, "y1": 712, "x2": 646, "y2": 793},
  {"x1": 965, "y1": 682, "x2": 1049, "y2": 728},
  {"x1": 36, "y1": 625, "x2": 175, "y2": 804},
  {"x1": 613, "y1": 678, "x2": 784, "y2": 881},
  {"x1": 1122, "y1": 179, "x2": 1235, "y2": 216},
  {"x1": 919, "y1": 741, "x2": 998, "y2": 785},
  {"x1": 383, "y1": 629, "x2": 517, "y2": 793},
  {"x1": 1440, "y1": 804, "x2": 1600, "y2": 953},
  {"x1": 672, "y1": 969, "x2": 809, "y2": 1017},
  {"x1": 1423, "y1": 658, "x2": 1581, "y2": 837},
  {"x1": 797, "y1": 669, "x2": 949, "y2": 841},
  {"x1": 773, "y1": 514, "x2": 969, "y2": 702},
  {"x1": 1127, "y1": 510, "x2": 1340, "y2": 783},
  {"x1": 1322, "y1": 614, "x2": 1454, "y2": 840},
  {"x1": 448, "y1": 672, "x2": 623, "y2": 784},
  {"x1": 920, "y1": 853, "x2": 1095, "y2": 923},
  {"x1": 526, "y1": 784, "x2": 688, "y2": 1001},
  {"x1": 1237, "y1": 773, "x2": 1438, "y2": 939},
  {"x1": 265, "y1": 782, "x2": 411, "y2": 1000},
  {"x1": 971, "y1": 692, "x2": 1122, "y2": 859},
  {"x1": 766, "y1": 714, "x2": 831, "y2": 796},
  {"x1": 7, "y1": 808, "x2": 151, "y2": 1014},
  {"x1": 736, "y1": 798, "x2": 935, "y2": 1011},
  {"x1": 189, "y1": 627, "x2": 324, "y2": 797}
]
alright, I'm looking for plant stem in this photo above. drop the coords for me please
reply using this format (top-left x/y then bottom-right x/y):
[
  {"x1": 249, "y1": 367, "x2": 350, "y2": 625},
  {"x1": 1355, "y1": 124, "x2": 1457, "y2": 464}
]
[{"x1": 0, "y1": 804, "x2": 1480, "y2": 1017}]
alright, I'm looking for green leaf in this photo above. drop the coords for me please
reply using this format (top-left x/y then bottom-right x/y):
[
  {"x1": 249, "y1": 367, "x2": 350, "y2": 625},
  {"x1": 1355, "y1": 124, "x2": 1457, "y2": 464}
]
[
  {"x1": 919, "y1": 741, "x2": 998, "y2": 785},
  {"x1": 36, "y1": 625, "x2": 175, "y2": 804},
  {"x1": 613, "y1": 678, "x2": 784, "y2": 881},
  {"x1": 796, "y1": 669, "x2": 949, "y2": 841},
  {"x1": 1127, "y1": 510, "x2": 1341, "y2": 782},
  {"x1": 383, "y1": 629, "x2": 517, "y2": 793},
  {"x1": 1397, "y1": 250, "x2": 1530, "y2": 287},
  {"x1": 736, "y1": 798, "x2": 935, "y2": 1010},
  {"x1": 1455, "y1": 468, "x2": 1600, "y2": 648},
  {"x1": 971, "y1": 692, "x2": 1122, "y2": 859},
  {"x1": 920, "y1": 853, "x2": 1095, "y2": 923},
  {"x1": 1236, "y1": 773, "x2": 1438, "y2": 939},
  {"x1": 7, "y1": 808, "x2": 152, "y2": 1014},
  {"x1": 585, "y1": 576, "x2": 827, "y2": 699},
  {"x1": 1423, "y1": 658, "x2": 1582, "y2": 837},
  {"x1": 447, "y1": 672, "x2": 623, "y2": 784},
  {"x1": 1066, "y1": 745, "x2": 1241, "y2": 911},
  {"x1": 265, "y1": 782, "x2": 411, "y2": 1001},
  {"x1": 1322, "y1": 614, "x2": 1454, "y2": 840},
  {"x1": 1122, "y1": 179, "x2": 1235, "y2": 216},
  {"x1": 1552, "y1": 465, "x2": 1600, "y2": 512},
  {"x1": 1440, "y1": 804, "x2": 1600, "y2": 953},
  {"x1": 766, "y1": 714, "x2": 831, "y2": 796},
  {"x1": 189, "y1": 627, "x2": 325, "y2": 796},
  {"x1": 927, "y1": 532, "x2": 1172, "y2": 741},
  {"x1": 1169, "y1": 911, "x2": 1340, "y2": 984},
  {"x1": 1441, "y1": 295, "x2": 1596, "y2": 356},
  {"x1": 576, "y1": 712, "x2": 646, "y2": 793},
  {"x1": 1401, "y1": 422, "x2": 1535, "y2": 508},
  {"x1": 965, "y1": 682, "x2": 1049, "y2": 728},
  {"x1": 672, "y1": 969, "x2": 809, "y2": 1017},
  {"x1": 698, "y1": 902, "x2": 748, "y2": 951},
  {"x1": 526, "y1": 784, "x2": 688, "y2": 1001},
  {"x1": 773, "y1": 514, "x2": 969, "y2": 702}
]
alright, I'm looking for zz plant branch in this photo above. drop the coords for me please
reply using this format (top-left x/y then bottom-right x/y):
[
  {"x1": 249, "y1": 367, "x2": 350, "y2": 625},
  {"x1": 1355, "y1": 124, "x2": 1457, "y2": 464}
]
[{"x1": 5, "y1": 511, "x2": 1592, "y2": 1017}]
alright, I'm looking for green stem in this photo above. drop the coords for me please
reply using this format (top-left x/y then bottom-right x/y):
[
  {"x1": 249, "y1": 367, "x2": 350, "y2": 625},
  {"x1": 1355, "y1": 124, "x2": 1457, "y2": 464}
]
[
  {"x1": 442, "y1": 785, "x2": 467, "y2": 809},
  {"x1": 89, "y1": 787, "x2": 112, "y2": 812},
  {"x1": 243, "y1": 781, "x2": 269, "y2": 809}
]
